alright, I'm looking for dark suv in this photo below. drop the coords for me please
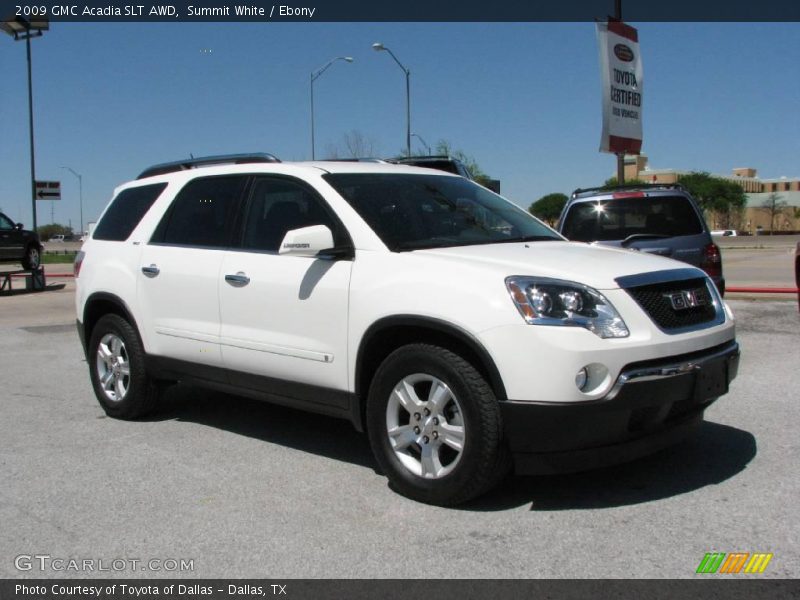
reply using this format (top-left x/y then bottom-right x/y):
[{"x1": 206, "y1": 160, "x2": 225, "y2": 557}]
[
  {"x1": 0, "y1": 212, "x2": 42, "y2": 270},
  {"x1": 558, "y1": 185, "x2": 724, "y2": 295},
  {"x1": 394, "y1": 155, "x2": 474, "y2": 179}
]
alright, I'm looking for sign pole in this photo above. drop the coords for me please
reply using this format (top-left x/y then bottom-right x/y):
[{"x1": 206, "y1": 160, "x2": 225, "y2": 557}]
[{"x1": 615, "y1": 0, "x2": 625, "y2": 185}]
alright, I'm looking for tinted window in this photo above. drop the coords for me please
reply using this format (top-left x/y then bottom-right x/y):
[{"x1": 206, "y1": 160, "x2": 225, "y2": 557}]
[
  {"x1": 93, "y1": 183, "x2": 167, "y2": 241},
  {"x1": 242, "y1": 178, "x2": 343, "y2": 252},
  {"x1": 561, "y1": 196, "x2": 704, "y2": 242},
  {"x1": 153, "y1": 176, "x2": 247, "y2": 248},
  {"x1": 324, "y1": 173, "x2": 559, "y2": 251}
]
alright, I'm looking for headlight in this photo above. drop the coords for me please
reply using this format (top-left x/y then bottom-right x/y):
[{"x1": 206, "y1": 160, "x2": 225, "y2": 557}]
[{"x1": 505, "y1": 276, "x2": 629, "y2": 338}]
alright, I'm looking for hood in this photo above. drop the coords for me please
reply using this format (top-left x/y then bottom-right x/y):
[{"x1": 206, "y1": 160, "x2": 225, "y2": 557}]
[{"x1": 413, "y1": 241, "x2": 703, "y2": 290}]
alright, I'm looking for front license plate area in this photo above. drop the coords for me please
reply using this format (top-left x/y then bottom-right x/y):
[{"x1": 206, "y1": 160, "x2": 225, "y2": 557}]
[{"x1": 693, "y1": 358, "x2": 729, "y2": 402}]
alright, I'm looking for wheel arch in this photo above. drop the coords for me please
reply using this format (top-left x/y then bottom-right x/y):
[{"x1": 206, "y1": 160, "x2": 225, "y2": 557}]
[
  {"x1": 354, "y1": 315, "x2": 507, "y2": 430},
  {"x1": 81, "y1": 292, "x2": 144, "y2": 358}
]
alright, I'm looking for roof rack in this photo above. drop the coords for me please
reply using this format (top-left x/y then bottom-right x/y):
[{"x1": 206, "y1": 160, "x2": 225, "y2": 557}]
[
  {"x1": 571, "y1": 183, "x2": 687, "y2": 198},
  {"x1": 137, "y1": 153, "x2": 281, "y2": 179},
  {"x1": 316, "y1": 158, "x2": 390, "y2": 163}
]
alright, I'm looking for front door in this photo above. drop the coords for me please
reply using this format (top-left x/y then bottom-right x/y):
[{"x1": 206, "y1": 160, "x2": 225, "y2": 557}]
[{"x1": 219, "y1": 176, "x2": 353, "y2": 394}]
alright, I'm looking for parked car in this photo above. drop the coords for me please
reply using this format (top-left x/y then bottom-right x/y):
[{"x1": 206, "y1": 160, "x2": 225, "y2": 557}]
[
  {"x1": 49, "y1": 234, "x2": 66, "y2": 243},
  {"x1": 558, "y1": 184, "x2": 725, "y2": 295},
  {"x1": 0, "y1": 211, "x2": 42, "y2": 270},
  {"x1": 710, "y1": 229, "x2": 737, "y2": 237},
  {"x1": 394, "y1": 155, "x2": 474, "y2": 179},
  {"x1": 75, "y1": 155, "x2": 739, "y2": 506}
]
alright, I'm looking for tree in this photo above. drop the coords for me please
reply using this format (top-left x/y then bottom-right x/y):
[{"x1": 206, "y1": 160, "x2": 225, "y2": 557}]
[
  {"x1": 324, "y1": 129, "x2": 379, "y2": 159},
  {"x1": 432, "y1": 140, "x2": 495, "y2": 188},
  {"x1": 678, "y1": 172, "x2": 746, "y2": 229},
  {"x1": 759, "y1": 192, "x2": 788, "y2": 235},
  {"x1": 36, "y1": 223, "x2": 74, "y2": 240},
  {"x1": 529, "y1": 193, "x2": 567, "y2": 226},
  {"x1": 602, "y1": 177, "x2": 646, "y2": 188}
]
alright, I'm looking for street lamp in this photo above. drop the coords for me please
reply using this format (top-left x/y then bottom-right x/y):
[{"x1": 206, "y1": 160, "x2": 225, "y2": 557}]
[
  {"x1": 411, "y1": 133, "x2": 431, "y2": 156},
  {"x1": 61, "y1": 166, "x2": 83, "y2": 236},
  {"x1": 310, "y1": 56, "x2": 353, "y2": 160},
  {"x1": 372, "y1": 42, "x2": 411, "y2": 158},
  {"x1": 1, "y1": 16, "x2": 48, "y2": 232}
]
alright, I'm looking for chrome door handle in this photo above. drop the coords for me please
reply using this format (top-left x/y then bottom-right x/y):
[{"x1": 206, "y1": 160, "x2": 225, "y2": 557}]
[
  {"x1": 141, "y1": 264, "x2": 160, "y2": 277},
  {"x1": 225, "y1": 272, "x2": 250, "y2": 287}
]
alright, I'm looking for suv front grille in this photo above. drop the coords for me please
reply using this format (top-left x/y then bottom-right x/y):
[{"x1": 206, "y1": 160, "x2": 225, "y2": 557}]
[{"x1": 624, "y1": 277, "x2": 718, "y2": 331}]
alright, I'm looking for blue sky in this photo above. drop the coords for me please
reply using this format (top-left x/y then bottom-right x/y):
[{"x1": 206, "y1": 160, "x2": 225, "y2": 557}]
[{"x1": 0, "y1": 22, "x2": 798, "y2": 231}]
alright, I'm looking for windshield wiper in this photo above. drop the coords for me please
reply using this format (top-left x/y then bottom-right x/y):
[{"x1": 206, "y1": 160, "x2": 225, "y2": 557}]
[
  {"x1": 493, "y1": 235, "x2": 560, "y2": 244},
  {"x1": 620, "y1": 233, "x2": 671, "y2": 247}
]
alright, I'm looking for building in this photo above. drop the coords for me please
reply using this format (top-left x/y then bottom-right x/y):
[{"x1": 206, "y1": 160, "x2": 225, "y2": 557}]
[{"x1": 623, "y1": 156, "x2": 800, "y2": 233}]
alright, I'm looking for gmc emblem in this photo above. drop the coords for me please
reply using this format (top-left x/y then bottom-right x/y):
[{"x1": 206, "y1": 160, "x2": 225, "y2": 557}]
[{"x1": 665, "y1": 289, "x2": 707, "y2": 311}]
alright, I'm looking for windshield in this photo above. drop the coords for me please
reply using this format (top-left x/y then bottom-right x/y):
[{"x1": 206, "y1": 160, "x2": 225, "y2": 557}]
[
  {"x1": 323, "y1": 173, "x2": 561, "y2": 251},
  {"x1": 561, "y1": 195, "x2": 704, "y2": 242}
]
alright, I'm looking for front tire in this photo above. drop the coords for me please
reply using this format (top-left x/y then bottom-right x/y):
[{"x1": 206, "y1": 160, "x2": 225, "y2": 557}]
[
  {"x1": 88, "y1": 314, "x2": 159, "y2": 419},
  {"x1": 22, "y1": 245, "x2": 40, "y2": 270},
  {"x1": 366, "y1": 344, "x2": 510, "y2": 506}
]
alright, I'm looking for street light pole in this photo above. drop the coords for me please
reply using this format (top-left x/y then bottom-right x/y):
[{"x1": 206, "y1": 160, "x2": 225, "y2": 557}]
[
  {"x1": 372, "y1": 43, "x2": 411, "y2": 158},
  {"x1": 310, "y1": 56, "x2": 353, "y2": 160},
  {"x1": 411, "y1": 133, "x2": 431, "y2": 156},
  {"x1": 1, "y1": 17, "x2": 48, "y2": 232},
  {"x1": 61, "y1": 166, "x2": 83, "y2": 235}
]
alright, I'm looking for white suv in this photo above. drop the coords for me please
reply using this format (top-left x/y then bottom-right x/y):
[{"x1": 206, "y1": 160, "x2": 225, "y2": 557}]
[{"x1": 75, "y1": 154, "x2": 739, "y2": 506}]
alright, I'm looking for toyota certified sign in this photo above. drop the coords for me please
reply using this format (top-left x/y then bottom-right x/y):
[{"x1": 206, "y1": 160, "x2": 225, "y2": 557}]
[{"x1": 597, "y1": 20, "x2": 644, "y2": 155}]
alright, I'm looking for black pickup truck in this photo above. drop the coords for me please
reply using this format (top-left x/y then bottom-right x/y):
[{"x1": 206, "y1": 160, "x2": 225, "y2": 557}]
[{"x1": 0, "y1": 211, "x2": 42, "y2": 270}]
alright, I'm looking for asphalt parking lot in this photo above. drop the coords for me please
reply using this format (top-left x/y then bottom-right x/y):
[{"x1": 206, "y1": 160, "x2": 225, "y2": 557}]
[{"x1": 1, "y1": 272, "x2": 798, "y2": 579}]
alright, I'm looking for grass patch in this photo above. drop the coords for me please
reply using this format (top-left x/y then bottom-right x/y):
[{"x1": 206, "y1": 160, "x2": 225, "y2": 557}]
[{"x1": 42, "y1": 253, "x2": 78, "y2": 264}]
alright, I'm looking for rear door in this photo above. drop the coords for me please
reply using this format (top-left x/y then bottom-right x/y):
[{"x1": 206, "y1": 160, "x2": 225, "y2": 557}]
[
  {"x1": 137, "y1": 175, "x2": 249, "y2": 373},
  {"x1": 218, "y1": 176, "x2": 353, "y2": 395}
]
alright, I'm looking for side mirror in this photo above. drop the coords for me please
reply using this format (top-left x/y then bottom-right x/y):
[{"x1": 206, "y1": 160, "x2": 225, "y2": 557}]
[
  {"x1": 16, "y1": 223, "x2": 24, "y2": 230},
  {"x1": 278, "y1": 225, "x2": 335, "y2": 258}
]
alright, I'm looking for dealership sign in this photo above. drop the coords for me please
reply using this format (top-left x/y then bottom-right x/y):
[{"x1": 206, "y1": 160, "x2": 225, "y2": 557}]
[{"x1": 597, "y1": 20, "x2": 643, "y2": 154}]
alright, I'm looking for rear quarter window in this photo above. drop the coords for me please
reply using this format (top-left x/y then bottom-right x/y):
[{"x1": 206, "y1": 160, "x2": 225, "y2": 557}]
[
  {"x1": 93, "y1": 183, "x2": 167, "y2": 241},
  {"x1": 561, "y1": 195, "x2": 704, "y2": 242}
]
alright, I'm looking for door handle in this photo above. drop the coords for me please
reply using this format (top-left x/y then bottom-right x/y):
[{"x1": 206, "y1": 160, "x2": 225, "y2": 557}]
[
  {"x1": 141, "y1": 264, "x2": 160, "y2": 277},
  {"x1": 225, "y1": 272, "x2": 250, "y2": 287}
]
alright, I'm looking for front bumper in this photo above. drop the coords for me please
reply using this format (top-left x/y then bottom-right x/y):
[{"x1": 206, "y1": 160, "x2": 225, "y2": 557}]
[{"x1": 501, "y1": 340, "x2": 740, "y2": 475}]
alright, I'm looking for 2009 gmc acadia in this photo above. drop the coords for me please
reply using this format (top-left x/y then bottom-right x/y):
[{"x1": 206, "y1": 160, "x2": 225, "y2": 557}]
[{"x1": 75, "y1": 155, "x2": 739, "y2": 505}]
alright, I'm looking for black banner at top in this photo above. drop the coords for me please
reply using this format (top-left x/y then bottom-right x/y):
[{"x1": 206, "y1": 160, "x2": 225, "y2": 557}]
[{"x1": 1, "y1": 0, "x2": 799, "y2": 22}]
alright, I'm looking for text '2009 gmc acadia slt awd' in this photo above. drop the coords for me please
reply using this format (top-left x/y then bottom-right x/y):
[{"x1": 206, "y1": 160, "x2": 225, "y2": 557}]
[{"x1": 75, "y1": 154, "x2": 739, "y2": 506}]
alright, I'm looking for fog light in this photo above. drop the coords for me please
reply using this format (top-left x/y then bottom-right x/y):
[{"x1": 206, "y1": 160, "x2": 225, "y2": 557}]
[{"x1": 575, "y1": 367, "x2": 589, "y2": 391}]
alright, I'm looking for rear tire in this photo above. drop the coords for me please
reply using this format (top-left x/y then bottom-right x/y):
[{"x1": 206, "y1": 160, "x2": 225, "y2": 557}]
[
  {"x1": 366, "y1": 343, "x2": 510, "y2": 506},
  {"x1": 88, "y1": 314, "x2": 159, "y2": 419}
]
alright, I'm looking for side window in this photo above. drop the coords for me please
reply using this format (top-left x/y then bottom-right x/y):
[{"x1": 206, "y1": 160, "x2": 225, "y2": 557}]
[
  {"x1": 0, "y1": 215, "x2": 14, "y2": 230},
  {"x1": 241, "y1": 178, "x2": 344, "y2": 252},
  {"x1": 93, "y1": 183, "x2": 167, "y2": 241},
  {"x1": 152, "y1": 176, "x2": 247, "y2": 248}
]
